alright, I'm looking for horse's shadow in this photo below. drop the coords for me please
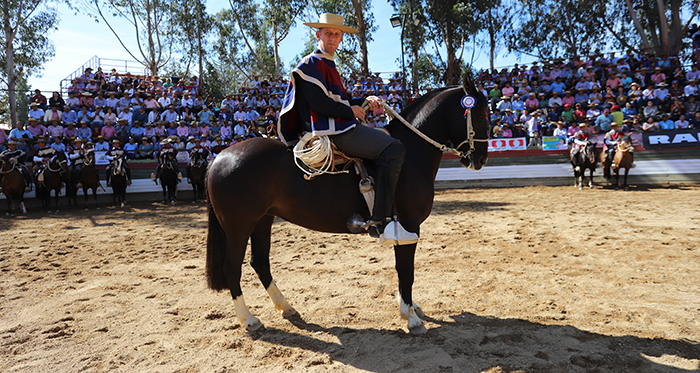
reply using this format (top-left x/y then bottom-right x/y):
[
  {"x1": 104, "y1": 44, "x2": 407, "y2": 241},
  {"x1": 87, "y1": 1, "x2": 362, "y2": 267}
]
[
  {"x1": 431, "y1": 200, "x2": 510, "y2": 215},
  {"x1": 254, "y1": 312, "x2": 699, "y2": 373}
]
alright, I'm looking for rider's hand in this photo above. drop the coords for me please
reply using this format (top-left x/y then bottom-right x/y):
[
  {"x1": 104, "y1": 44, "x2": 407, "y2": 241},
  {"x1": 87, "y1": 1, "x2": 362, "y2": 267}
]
[
  {"x1": 365, "y1": 96, "x2": 381, "y2": 110},
  {"x1": 351, "y1": 105, "x2": 366, "y2": 120}
]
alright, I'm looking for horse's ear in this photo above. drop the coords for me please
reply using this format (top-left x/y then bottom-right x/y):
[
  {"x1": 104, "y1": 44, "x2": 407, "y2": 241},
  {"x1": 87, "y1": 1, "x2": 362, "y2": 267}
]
[{"x1": 462, "y1": 73, "x2": 477, "y2": 96}]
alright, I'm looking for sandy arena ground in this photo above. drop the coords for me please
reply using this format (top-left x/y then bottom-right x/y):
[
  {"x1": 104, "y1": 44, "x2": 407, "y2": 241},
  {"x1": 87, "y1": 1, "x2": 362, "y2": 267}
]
[{"x1": 1, "y1": 185, "x2": 699, "y2": 373}]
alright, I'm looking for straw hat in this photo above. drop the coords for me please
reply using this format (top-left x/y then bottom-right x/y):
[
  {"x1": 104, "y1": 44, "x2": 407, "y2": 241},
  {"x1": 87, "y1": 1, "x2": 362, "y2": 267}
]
[{"x1": 303, "y1": 13, "x2": 359, "y2": 34}]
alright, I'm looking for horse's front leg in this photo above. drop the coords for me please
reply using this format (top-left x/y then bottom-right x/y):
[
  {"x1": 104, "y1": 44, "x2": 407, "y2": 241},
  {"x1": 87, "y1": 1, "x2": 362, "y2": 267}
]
[
  {"x1": 83, "y1": 187, "x2": 89, "y2": 210},
  {"x1": 394, "y1": 242, "x2": 426, "y2": 334}
]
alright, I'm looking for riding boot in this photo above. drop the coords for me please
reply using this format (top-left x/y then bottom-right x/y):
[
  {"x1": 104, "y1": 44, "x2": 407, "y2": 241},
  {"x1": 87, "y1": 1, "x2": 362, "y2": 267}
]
[
  {"x1": 152, "y1": 164, "x2": 160, "y2": 183},
  {"x1": 365, "y1": 142, "x2": 418, "y2": 245},
  {"x1": 126, "y1": 167, "x2": 132, "y2": 186},
  {"x1": 21, "y1": 167, "x2": 32, "y2": 192}
]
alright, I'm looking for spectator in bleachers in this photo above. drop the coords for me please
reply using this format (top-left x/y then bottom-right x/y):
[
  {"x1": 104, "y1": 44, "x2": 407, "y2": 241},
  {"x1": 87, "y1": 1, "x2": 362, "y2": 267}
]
[
  {"x1": 27, "y1": 118, "x2": 46, "y2": 138},
  {"x1": 95, "y1": 136, "x2": 110, "y2": 151},
  {"x1": 31, "y1": 89, "x2": 48, "y2": 110},
  {"x1": 137, "y1": 138, "x2": 154, "y2": 159},
  {"x1": 78, "y1": 121, "x2": 92, "y2": 140},
  {"x1": 675, "y1": 114, "x2": 689, "y2": 128},
  {"x1": 28, "y1": 103, "x2": 45, "y2": 123},
  {"x1": 49, "y1": 91, "x2": 65, "y2": 109},
  {"x1": 46, "y1": 119, "x2": 64, "y2": 138},
  {"x1": 50, "y1": 136, "x2": 66, "y2": 152},
  {"x1": 643, "y1": 116, "x2": 660, "y2": 132},
  {"x1": 76, "y1": 105, "x2": 94, "y2": 124},
  {"x1": 43, "y1": 104, "x2": 62, "y2": 123}
]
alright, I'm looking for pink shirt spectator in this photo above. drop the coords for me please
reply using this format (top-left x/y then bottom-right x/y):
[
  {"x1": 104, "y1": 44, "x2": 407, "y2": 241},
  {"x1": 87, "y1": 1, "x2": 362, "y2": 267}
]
[
  {"x1": 651, "y1": 72, "x2": 666, "y2": 84},
  {"x1": 562, "y1": 96, "x2": 576, "y2": 107},
  {"x1": 101, "y1": 125, "x2": 116, "y2": 138},
  {"x1": 502, "y1": 86, "x2": 515, "y2": 97},
  {"x1": 177, "y1": 125, "x2": 189, "y2": 137},
  {"x1": 220, "y1": 125, "x2": 232, "y2": 138},
  {"x1": 46, "y1": 125, "x2": 64, "y2": 137},
  {"x1": 525, "y1": 98, "x2": 539, "y2": 108},
  {"x1": 27, "y1": 124, "x2": 47, "y2": 137}
]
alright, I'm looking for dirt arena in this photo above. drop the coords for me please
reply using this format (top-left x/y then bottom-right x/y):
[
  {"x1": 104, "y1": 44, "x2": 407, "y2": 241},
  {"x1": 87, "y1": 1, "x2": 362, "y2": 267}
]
[{"x1": 1, "y1": 185, "x2": 699, "y2": 373}]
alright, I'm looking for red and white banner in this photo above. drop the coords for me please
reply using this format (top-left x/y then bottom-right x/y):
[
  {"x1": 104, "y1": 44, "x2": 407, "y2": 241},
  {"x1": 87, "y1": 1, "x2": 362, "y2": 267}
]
[{"x1": 488, "y1": 137, "x2": 527, "y2": 152}]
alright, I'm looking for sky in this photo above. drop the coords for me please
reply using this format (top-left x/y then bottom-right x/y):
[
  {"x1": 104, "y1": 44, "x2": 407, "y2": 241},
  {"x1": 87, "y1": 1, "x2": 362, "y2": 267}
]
[{"x1": 28, "y1": 1, "x2": 530, "y2": 94}]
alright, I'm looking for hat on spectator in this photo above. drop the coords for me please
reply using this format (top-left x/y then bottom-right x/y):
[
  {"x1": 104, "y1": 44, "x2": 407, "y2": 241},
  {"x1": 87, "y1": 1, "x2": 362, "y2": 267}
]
[
  {"x1": 37, "y1": 137, "x2": 47, "y2": 143},
  {"x1": 159, "y1": 139, "x2": 169, "y2": 145},
  {"x1": 657, "y1": 82, "x2": 668, "y2": 87},
  {"x1": 579, "y1": 122, "x2": 588, "y2": 127},
  {"x1": 30, "y1": 102, "x2": 38, "y2": 107},
  {"x1": 187, "y1": 136, "x2": 195, "y2": 141},
  {"x1": 303, "y1": 13, "x2": 359, "y2": 34},
  {"x1": 28, "y1": 117, "x2": 38, "y2": 122},
  {"x1": 194, "y1": 137, "x2": 201, "y2": 142},
  {"x1": 611, "y1": 105, "x2": 619, "y2": 111},
  {"x1": 501, "y1": 95, "x2": 510, "y2": 100},
  {"x1": 97, "y1": 135, "x2": 104, "y2": 139},
  {"x1": 112, "y1": 139, "x2": 120, "y2": 143},
  {"x1": 590, "y1": 102, "x2": 598, "y2": 107},
  {"x1": 81, "y1": 92, "x2": 92, "y2": 96},
  {"x1": 610, "y1": 122, "x2": 619, "y2": 126}
]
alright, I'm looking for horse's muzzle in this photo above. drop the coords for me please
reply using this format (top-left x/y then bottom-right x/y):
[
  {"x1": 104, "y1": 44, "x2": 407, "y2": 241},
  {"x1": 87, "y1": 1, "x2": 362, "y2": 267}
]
[{"x1": 462, "y1": 155, "x2": 487, "y2": 170}]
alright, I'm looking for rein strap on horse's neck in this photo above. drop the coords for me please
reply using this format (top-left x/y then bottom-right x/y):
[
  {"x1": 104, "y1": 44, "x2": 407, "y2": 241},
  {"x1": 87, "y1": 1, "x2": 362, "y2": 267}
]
[{"x1": 370, "y1": 100, "x2": 487, "y2": 159}]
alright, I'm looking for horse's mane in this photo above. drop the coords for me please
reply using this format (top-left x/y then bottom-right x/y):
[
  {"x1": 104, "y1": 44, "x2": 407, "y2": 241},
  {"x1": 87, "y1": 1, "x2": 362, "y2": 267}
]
[{"x1": 399, "y1": 87, "x2": 457, "y2": 120}]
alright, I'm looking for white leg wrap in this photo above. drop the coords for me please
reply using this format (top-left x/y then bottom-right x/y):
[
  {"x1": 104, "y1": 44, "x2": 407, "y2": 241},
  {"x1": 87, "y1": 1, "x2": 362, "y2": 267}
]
[
  {"x1": 266, "y1": 281, "x2": 297, "y2": 317},
  {"x1": 20, "y1": 202, "x2": 26, "y2": 214},
  {"x1": 398, "y1": 294, "x2": 426, "y2": 334},
  {"x1": 233, "y1": 295, "x2": 262, "y2": 331}
]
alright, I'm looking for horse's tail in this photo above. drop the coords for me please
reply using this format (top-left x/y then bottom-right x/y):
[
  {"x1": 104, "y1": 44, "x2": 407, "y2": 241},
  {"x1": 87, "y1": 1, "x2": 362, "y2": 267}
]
[{"x1": 206, "y1": 198, "x2": 228, "y2": 291}]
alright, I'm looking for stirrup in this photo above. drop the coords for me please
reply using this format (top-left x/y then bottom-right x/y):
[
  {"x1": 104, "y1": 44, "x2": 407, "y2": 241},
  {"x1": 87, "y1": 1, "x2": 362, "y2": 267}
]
[
  {"x1": 574, "y1": 166, "x2": 580, "y2": 172},
  {"x1": 631, "y1": 163, "x2": 636, "y2": 169},
  {"x1": 379, "y1": 220, "x2": 419, "y2": 246},
  {"x1": 177, "y1": 172, "x2": 183, "y2": 180},
  {"x1": 151, "y1": 173, "x2": 156, "y2": 181}
]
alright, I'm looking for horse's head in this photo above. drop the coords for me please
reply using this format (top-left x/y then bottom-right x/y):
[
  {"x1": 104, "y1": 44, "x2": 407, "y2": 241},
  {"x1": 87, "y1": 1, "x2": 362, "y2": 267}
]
[
  {"x1": 453, "y1": 73, "x2": 489, "y2": 170},
  {"x1": 54, "y1": 152, "x2": 69, "y2": 173},
  {"x1": 585, "y1": 141, "x2": 598, "y2": 163}
]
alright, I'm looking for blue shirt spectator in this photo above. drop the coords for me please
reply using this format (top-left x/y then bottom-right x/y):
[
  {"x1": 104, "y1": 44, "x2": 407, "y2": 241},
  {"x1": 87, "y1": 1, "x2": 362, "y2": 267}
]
[{"x1": 659, "y1": 117, "x2": 675, "y2": 130}]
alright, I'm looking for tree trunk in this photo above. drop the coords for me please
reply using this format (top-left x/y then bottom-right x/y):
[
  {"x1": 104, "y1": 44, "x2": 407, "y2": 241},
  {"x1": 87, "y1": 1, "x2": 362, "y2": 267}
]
[
  {"x1": 444, "y1": 23, "x2": 459, "y2": 86},
  {"x1": 197, "y1": 26, "x2": 203, "y2": 93},
  {"x1": 351, "y1": 0, "x2": 369, "y2": 74},
  {"x1": 625, "y1": 0, "x2": 652, "y2": 51},
  {"x1": 3, "y1": 2, "x2": 17, "y2": 127},
  {"x1": 655, "y1": 0, "x2": 671, "y2": 55},
  {"x1": 669, "y1": 0, "x2": 683, "y2": 53},
  {"x1": 640, "y1": 0, "x2": 661, "y2": 54},
  {"x1": 273, "y1": 23, "x2": 280, "y2": 77},
  {"x1": 487, "y1": 8, "x2": 496, "y2": 70}
]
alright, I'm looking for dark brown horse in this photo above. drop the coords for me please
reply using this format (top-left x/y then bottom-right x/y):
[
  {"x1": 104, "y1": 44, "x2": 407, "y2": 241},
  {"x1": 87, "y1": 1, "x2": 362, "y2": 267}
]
[
  {"x1": 571, "y1": 140, "x2": 598, "y2": 190},
  {"x1": 611, "y1": 135, "x2": 634, "y2": 190},
  {"x1": 36, "y1": 151, "x2": 69, "y2": 213},
  {"x1": 1, "y1": 158, "x2": 28, "y2": 215},
  {"x1": 187, "y1": 151, "x2": 207, "y2": 203},
  {"x1": 158, "y1": 155, "x2": 178, "y2": 205},
  {"x1": 79, "y1": 150, "x2": 101, "y2": 210},
  {"x1": 110, "y1": 156, "x2": 128, "y2": 207},
  {"x1": 205, "y1": 75, "x2": 489, "y2": 334}
]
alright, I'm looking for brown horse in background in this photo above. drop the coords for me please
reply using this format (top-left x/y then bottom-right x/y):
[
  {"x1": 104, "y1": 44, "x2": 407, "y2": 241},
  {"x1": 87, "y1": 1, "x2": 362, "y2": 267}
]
[
  {"x1": 79, "y1": 150, "x2": 102, "y2": 210},
  {"x1": 1, "y1": 158, "x2": 28, "y2": 215},
  {"x1": 611, "y1": 135, "x2": 634, "y2": 190}
]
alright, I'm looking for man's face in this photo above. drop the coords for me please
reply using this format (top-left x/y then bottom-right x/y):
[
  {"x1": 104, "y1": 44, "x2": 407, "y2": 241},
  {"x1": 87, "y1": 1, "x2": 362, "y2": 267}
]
[{"x1": 316, "y1": 27, "x2": 343, "y2": 56}]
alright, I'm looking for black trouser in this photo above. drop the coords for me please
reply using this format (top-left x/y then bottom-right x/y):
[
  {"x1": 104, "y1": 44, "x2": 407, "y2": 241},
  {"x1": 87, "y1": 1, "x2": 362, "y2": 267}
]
[{"x1": 331, "y1": 124, "x2": 405, "y2": 225}]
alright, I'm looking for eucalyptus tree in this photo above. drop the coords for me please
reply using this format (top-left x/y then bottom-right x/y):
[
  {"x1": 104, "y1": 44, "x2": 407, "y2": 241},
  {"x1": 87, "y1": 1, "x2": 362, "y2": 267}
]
[
  {"x1": 1, "y1": 0, "x2": 60, "y2": 127},
  {"x1": 84, "y1": 0, "x2": 176, "y2": 76}
]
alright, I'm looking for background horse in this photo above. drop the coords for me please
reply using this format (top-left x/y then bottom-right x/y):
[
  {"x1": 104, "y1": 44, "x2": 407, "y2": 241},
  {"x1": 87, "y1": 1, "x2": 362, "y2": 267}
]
[
  {"x1": 158, "y1": 156, "x2": 178, "y2": 205},
  {"x1": 80, "y1": 150, "x2": 101, "y2": 210},
  {"x1": 612, "y1": 135, "x2": 634, "y2": 190},
  {"x1": 571, "y1": 141, "x2": 597, "y2": 190},
  {"x1": 36, "y1": 152, "x2": 68, "y2": 213},
  {"x1": 205, "y1": 74, "x2": 489, "y2": 334},
  {"x1": 110, "y1": 156, "x2": 128, "y2": 207},
  {"x1": 187, "y1": 151, "x2": 207, "y2": 203},
  {"x1": 1, "y1": 158, "x2": 28, "y2": 215}
]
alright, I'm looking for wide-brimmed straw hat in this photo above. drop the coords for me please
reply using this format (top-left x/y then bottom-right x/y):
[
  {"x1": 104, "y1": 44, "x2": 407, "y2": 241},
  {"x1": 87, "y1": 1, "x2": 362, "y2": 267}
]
[{"x1": 303, "y1": 13, "x2": 359, "y2": 34}]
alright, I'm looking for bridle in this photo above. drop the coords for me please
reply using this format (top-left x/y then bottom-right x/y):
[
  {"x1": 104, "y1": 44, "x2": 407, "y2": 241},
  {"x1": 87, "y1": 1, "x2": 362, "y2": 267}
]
[
  {"x1": 47, "y1": 154, "x2": 68, "y2": 173},
  {"x1": 0, "y1": 158, "x2": 18, "y2": 174},
  {"x1": 373, "y1": 98, "x2": 488, "y2": 160}
]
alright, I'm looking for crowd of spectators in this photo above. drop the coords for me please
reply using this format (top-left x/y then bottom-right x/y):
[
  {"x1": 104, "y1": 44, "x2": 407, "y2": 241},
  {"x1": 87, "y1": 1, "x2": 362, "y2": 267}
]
[
  {"x1": 3, "y1": 67, "x2": 410, "y2": 161},
  {"x1": 478, "y1": 50, "x2": 699, "y2": 145}
]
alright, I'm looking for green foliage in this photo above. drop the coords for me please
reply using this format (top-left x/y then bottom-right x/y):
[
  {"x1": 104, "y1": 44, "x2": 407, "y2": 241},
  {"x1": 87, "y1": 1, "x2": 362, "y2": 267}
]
[{"x1": 505, "y1": 0, "x2": 608, "y2": 60}]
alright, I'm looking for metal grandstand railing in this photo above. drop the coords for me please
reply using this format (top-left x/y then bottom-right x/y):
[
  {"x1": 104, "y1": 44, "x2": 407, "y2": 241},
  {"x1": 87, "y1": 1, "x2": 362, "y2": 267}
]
[{"x1": 59, "y1": 56, "x2": 147, "y2": 97}]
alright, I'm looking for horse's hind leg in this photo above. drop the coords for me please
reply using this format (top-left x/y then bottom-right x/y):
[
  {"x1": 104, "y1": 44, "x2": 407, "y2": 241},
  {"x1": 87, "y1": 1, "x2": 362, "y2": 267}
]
[
  {"x1": 93, "y1": 188, "x2": 100, "y2": 209},
  {"x1": 588, "y1": 168, "x2": 594, "y2": 189},
  {"x1": 250, "y1": 215, "x2": 297, "y2": 318},
  {"x1": 395, "y1": 243, "x2": 427, "y2": 334},
  {"x1": 223, "y1": 231, "x2": 264, "y2": 331}
]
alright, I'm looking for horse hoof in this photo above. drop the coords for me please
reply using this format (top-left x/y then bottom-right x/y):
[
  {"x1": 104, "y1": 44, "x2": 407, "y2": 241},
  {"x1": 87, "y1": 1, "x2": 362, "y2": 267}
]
[
  {"x1": 84, "y1": 208, "x2": 89, "y2": 211},
  {"x1": 47, "y1": 210, "x2": 52, "y2": 214},
  {"x1": 246, "y1": 320, "x2": 264, "y2": 332},
  {"x1": 408, "y1": 323, "x2": 428, "y2": 335},
  {"x1": 281, "y1": 307, "x2": 298, "y2": 318},
  {"x1": 120, "y1": 202, "x2": 125, "y2": 208},
  {"x1": 5, "y1": 212, "x2": 9, "y2": 216},
  {"x1": 413, "y1": 304, "x2": 425, "y2": 318},
  {"x1": 625, "y1": 187, "x2": 629, "y2": 191},
  {"x1": 170, "y1": 201, "x2": 176, "y2": 206},
  {"x1": 578, "y1": 186, "x2": 582, "y2": 191},
  {"x1": 191, "y1": 200, "x2": 196, "y2": 204},
  {"x1": 96, "y1": 207, "x2": 100, "y2": 210}
]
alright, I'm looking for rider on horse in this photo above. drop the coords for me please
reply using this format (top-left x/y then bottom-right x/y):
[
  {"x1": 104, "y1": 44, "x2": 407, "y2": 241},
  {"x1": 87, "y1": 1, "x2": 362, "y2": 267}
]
[
  {"x1": 151, "y1": 139, "x2": 182, "y2": 183},
  {"x1": 570, "y1": 122, "x2": 591, "y2": 172},
  {"x1": 105, "y1": 139, "x2": 132, "y2": 187},
  {"x1": 32, "y1": 137, "x2": 57, "y2": 182},
  {"x1": 69, "y1": 138, "x2": 92, "y2": 173},
  {"x1": 0, "y1": 141, "x2": 33, "y2": 193},
  {"x1": 277, "y1": 13, "x2": 418, "y2": 245},
  {"x1": 604, "y1": 122, "x2": 636, "y2": 169},
  {"x1": 186, "y1": 137, "x2": 208, "y2": 184}
]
